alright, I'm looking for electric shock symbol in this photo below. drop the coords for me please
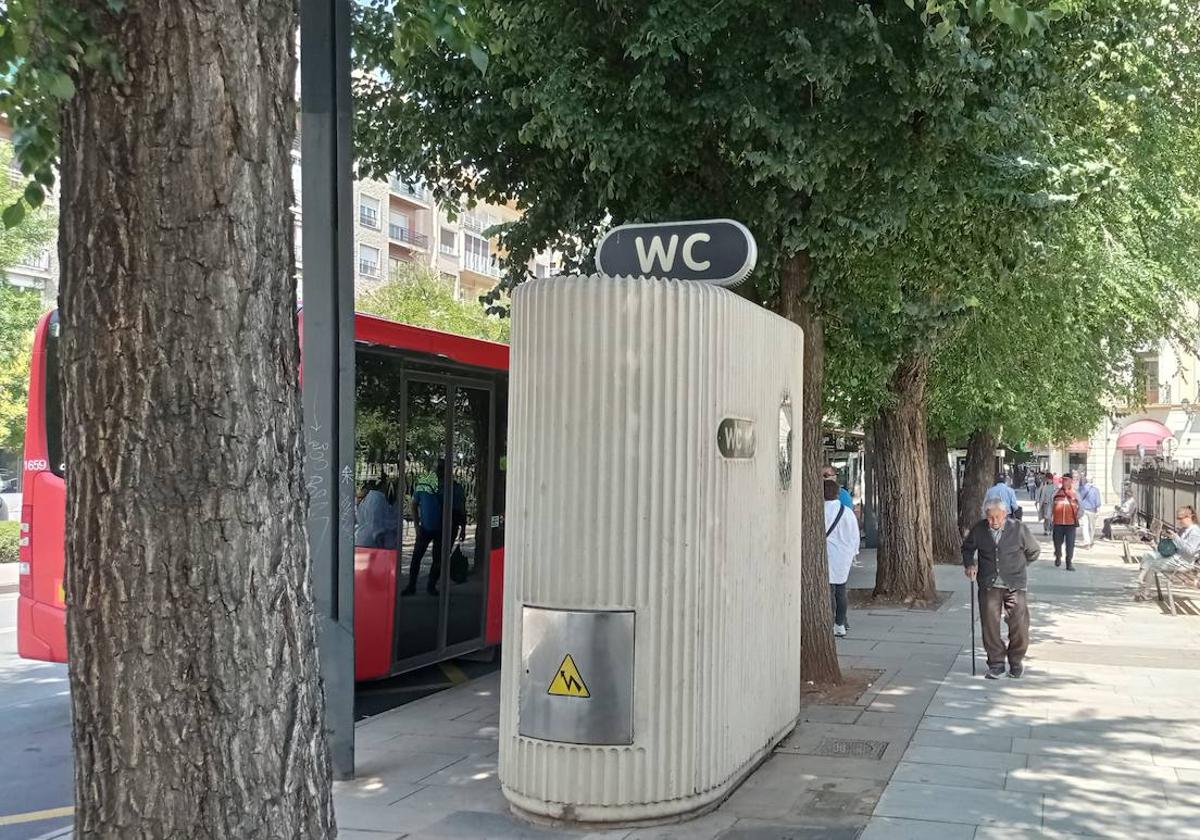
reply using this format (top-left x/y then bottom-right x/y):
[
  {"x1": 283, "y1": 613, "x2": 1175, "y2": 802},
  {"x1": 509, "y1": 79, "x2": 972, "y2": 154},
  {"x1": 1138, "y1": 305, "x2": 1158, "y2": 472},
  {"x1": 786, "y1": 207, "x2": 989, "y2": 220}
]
[{"x1": 546, "y1": 654, "x2": 591, "y2": 698}]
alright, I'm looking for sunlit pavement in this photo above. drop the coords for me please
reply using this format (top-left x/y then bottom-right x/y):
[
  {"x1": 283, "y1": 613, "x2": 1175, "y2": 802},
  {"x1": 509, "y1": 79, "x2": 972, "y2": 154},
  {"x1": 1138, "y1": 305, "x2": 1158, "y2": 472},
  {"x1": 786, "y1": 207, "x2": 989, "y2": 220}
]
[{"x1": 0, "y1": 566, "x2": 73, "y2": 840}]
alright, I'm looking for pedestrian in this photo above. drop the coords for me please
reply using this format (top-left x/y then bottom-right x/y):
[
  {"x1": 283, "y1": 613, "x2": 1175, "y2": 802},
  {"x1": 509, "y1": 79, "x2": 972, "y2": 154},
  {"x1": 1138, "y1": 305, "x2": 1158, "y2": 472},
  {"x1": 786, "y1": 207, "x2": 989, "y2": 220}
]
[
  {"x1": 1037, "y1": 473, "x2": 1057, "y2": 536},
  {"x1": 1134, "y1": 506, "x2": 1200, "y2": 600},
  {"x1": 1052, "y1": 473, "x2": 1081, "y2": 570},
  {"x1": 963, "y1": 497, "x2": 1041, "y2": 678},
  {"x1": 1102, "y1": 491, "x2": 1136, "y2": 540},
  {"x1": 981, "y1": 472, "x2": 1020, "y2": 519},
  {"x1": 1025, "y1": 471, "x2": 1037, "y2": 501},
  {"x1": 1077, "y1": 474, "x2": 1101, "y2": 548},
  {"x1": 822, "y1": 465, "x2": 854, "y2": 509},
  {"x1": 824, "y1": 479, "x2": 860, "y2": 638}
]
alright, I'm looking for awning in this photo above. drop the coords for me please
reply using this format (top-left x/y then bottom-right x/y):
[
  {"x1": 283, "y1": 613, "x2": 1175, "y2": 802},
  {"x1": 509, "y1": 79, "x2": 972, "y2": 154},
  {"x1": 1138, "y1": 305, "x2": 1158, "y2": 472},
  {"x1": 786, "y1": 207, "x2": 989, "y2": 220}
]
[
  {"x1": 1116, "y1": 419, "x2": 1173, "y2": 451},
  {"x1": 1067, "y1": 438, "x2": 1089, "y2": 454}
]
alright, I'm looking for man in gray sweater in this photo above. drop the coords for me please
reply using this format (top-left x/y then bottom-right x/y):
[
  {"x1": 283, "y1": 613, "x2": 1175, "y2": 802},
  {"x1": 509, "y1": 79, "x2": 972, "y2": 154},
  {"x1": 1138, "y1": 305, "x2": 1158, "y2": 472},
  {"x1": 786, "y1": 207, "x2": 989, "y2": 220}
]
[{"x1": 962, "y1": 498, "x2": 1042, "y2": 679}]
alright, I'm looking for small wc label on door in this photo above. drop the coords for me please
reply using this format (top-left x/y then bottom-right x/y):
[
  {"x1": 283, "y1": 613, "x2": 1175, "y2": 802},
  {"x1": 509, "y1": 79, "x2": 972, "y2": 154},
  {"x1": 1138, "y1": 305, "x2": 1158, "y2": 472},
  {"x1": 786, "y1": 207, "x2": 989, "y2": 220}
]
[{"x1": 519, "y1": 606, "x2": 634, "y2": 745}]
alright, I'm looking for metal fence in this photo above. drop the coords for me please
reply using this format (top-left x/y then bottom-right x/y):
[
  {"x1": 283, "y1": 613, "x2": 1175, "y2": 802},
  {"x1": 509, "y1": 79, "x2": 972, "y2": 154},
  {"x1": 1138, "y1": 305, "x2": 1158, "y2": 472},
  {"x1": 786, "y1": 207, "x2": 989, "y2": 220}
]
[{"x1": 1132, "y1": 466, "x2": 1200, "y2": 528}]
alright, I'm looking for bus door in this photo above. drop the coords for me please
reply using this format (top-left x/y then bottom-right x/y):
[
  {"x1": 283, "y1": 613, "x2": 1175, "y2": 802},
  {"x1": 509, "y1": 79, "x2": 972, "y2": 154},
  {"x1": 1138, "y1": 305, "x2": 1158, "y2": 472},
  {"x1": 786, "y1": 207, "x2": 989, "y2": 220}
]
[{"x1": 394, "y1": 373, "x2": 494, "y2": 669}]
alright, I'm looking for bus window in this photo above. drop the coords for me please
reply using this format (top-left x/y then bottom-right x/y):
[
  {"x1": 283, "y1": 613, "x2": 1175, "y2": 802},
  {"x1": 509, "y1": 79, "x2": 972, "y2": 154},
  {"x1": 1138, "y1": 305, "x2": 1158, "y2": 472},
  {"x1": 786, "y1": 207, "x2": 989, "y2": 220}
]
[
  {"x1": 45, "y1": 317, "x2": 65, "y2": 477},
  {"x1": 354, "y1": 351, "x2": 404, "y2": 550}
]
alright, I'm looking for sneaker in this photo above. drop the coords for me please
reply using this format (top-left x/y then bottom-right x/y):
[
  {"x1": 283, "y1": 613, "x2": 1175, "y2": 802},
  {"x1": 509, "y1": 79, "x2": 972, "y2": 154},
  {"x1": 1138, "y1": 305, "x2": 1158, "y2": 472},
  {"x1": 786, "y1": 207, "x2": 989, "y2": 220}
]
[
  {"x1": 985, "y1": 665, "x2": 1006, "y2": 679},
  {"x1": 1008, "y1": 664, "x2": 1025, "y2": 678},
  {"x1": 833, "y1": 624, "x2": 847, "y2": 638}
]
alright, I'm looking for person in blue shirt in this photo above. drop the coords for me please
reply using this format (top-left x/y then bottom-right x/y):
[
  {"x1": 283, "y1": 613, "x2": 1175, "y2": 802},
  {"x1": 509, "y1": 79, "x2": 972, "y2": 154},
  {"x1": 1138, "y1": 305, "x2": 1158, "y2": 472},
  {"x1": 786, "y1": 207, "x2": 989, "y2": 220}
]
[
  {"x1": 403, "y1": 459, "x2": 446, "y2": 597},
  {"x1": 1077, "y1": 474, "x2": 1101, "y2": 548},
  {"x1": 981, "y1": 473, "x2": 1020, "y2": 519},
  {"x1": 822, "y1": 465, "x2": 853, "y2": 509}
]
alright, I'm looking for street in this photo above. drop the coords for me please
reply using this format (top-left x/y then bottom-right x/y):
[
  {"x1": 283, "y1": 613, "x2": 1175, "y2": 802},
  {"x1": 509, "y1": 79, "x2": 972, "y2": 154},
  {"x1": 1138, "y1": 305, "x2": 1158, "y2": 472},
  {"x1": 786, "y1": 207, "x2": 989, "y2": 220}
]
[{"x1": 0, "y1": 582, "x2": 73, "y2": 840}]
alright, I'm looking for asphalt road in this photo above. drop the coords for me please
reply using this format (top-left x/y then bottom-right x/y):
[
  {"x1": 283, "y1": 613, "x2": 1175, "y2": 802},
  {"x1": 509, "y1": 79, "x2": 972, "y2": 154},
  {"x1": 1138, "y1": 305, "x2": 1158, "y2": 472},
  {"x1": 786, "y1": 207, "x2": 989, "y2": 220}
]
[
  {"x1": 0, "y1": 584, "x2": 498, "y2": 838},
  {"x1": 0, "y1": 591, "x2": 73, "y2": 840}
]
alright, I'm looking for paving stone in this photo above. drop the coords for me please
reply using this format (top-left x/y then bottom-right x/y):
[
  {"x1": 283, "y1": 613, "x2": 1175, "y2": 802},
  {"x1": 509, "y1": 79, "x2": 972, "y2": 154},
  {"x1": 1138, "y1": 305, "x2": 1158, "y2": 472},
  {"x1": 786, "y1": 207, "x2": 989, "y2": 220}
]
[
  {"x1": 854, "y1": 711, "x2": 925, "y2": 729},
  {"x1": 623, "y1": 811, "x2": 738, "y2": 840},
  {"x1": 873, "y1": 782, "x2": 1042, "y2": 828},
  {"x1": 910, "y1": 730, "x2": 1013, "y2": 752},
  {"x1": 798, "y1": 706, "x2": 862, "y2": 725},
  {"x1": 718, "y1": 818, "x2": 862, "y2": 839},
  {"x1": 890, "y1": 760, "x2": 1005, "y2": 790},
  {"x1": 917, "y1": 717, "x2": 1033, "y2": 739},
  {"x1": 417, "y1": 755, "x2": 499, "y2": 787},
  {"x1": 858, "y1": 816, "x2": 975, "y2": 840},
  {"x1": 900, "y1": 745, "x2": 1027, "y2": 771}
]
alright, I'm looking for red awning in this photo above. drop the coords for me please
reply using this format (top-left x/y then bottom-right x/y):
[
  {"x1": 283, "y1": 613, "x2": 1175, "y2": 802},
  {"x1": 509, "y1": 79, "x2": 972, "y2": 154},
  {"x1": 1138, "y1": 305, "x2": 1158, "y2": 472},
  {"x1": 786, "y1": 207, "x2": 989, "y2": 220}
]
[
  {"x1": 1116, "y1": 419, "x2": 1173, "y2": 451},
  {"x1": 1066, "y1": 438, "x2": 1089, "y2": 453}
]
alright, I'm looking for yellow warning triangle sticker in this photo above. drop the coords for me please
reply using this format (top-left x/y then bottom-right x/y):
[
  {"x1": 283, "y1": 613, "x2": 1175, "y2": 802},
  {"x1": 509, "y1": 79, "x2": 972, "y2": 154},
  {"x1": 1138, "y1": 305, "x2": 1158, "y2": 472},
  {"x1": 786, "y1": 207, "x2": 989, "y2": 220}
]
[{"x1": 546, "y1": 654, "x2": 591, "y2": 698}]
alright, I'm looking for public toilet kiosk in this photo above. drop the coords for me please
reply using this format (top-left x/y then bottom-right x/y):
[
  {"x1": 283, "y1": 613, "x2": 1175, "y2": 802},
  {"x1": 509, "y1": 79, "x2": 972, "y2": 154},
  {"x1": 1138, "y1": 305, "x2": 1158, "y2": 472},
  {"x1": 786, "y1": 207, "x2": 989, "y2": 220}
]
[{"x1": 498, "y1": 221, "x2": 806, "y2": 825}]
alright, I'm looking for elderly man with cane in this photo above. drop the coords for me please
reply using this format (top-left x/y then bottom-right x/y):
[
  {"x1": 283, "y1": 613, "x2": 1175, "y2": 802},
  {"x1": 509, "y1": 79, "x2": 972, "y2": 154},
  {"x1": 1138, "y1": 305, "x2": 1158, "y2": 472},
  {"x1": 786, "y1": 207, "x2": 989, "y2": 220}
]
[{"x1": 963, "y1": 498, "x2": 1042, "y2": 679}]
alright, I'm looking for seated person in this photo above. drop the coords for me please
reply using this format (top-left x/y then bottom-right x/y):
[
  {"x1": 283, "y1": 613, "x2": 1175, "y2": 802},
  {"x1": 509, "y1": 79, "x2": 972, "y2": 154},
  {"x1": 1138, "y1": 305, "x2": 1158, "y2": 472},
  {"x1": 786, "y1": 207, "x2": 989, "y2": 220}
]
[
  {"x1": 1101, "y1": 494, "x2": 1136, "y2": 540},
  {"x1": 1134, "y1": 506, "x2": 1200, "y2": 601}
]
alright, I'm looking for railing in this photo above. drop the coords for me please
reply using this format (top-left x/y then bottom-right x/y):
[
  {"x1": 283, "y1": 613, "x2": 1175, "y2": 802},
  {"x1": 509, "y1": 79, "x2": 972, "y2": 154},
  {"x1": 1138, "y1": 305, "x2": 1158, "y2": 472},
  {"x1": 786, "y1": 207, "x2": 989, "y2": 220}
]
[
  {"x1": 16, "y1": 249, "x2": 51, "y2": 271},
  {"x1": 439, "y1": 243, "x2": 458, "y2": 257},
  {"x1": 389, "y1": 177, "x2": 430, "y2": 202},
  {"x1": 358, "y1": 259, "x2": 379, "y2": 277},
  {"x1": 7, "y1": 167, "x2": 23, "y2": 188},
  {"x1": 462, "y1": 213, "x2": 493, "y2": 234},
  {"x1": 359, "y1": 207, "x2": 380, "y2": 228},
  {"x1": 463, "y1": 253, "x2": 500, "y2": 277},
  {"x1": 388, "y1": 224, "x2": 429, "y2": 249},
  {"x1": 1131, "y1": 466, "x2": 1200, "y2": 529}
]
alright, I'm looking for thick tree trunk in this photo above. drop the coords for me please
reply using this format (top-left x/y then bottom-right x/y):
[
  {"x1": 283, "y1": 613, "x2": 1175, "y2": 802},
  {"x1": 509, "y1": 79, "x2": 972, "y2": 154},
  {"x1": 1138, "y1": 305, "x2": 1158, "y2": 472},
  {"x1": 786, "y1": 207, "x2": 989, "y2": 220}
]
[
  {"x1": 928, "y1": 435, "x2": 960, "y2": 564},
  {"x1": 60, "y1": 4, "x2": 334, "y2": 838},
  {"x1": 958, "y1": 428, "x2": 998, "y2": 533},
  {"x1": 780, "y1": 251, "x2": 841, "y2": 686},
  {"x1": 872, "y1": 356, "x2": 938, "y2": 603}
]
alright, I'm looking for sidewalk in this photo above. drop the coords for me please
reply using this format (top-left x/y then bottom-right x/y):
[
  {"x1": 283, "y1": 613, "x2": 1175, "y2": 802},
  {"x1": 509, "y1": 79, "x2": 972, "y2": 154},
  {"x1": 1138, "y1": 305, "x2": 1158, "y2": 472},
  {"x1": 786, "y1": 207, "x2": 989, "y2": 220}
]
[{"x1": 337, "y1": 513, "x2": 1200, "y2": 839}]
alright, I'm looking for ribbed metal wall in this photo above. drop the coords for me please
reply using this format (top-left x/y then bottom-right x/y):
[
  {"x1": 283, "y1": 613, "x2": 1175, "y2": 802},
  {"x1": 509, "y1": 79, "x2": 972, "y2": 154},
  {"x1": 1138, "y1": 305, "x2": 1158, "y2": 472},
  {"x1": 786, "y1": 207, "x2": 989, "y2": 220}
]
[{"x1": 499, "y1": 275, "x2": 804, "y2": 823}]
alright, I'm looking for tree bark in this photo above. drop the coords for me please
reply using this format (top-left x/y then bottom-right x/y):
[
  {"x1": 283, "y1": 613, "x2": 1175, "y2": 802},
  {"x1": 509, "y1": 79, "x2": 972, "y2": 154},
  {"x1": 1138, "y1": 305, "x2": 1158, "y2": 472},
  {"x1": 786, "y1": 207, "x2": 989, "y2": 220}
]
[
  {"x1": 872, "y1": 356, "x2": 938, "y2": 603},
  {"x1": 928, "y1": 435, "x2": 960, "y2": 564},
  {"x1": 958, "y1": 428, "x2": 998, "y2": 533},
  {"x1": 780, "y1": 251, "x2": 842, "y2": 686},
  {"x1": 60, "y1": 4, "x2": 334, "y2": 838}
]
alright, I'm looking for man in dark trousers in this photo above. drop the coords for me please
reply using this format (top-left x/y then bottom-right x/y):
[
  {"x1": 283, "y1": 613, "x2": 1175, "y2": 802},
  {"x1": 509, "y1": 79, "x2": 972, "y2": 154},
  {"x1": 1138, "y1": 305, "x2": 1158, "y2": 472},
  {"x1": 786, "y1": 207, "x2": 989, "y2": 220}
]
[{"x1": 963, "y1": 498, "x2": 1042, "y2": 679}]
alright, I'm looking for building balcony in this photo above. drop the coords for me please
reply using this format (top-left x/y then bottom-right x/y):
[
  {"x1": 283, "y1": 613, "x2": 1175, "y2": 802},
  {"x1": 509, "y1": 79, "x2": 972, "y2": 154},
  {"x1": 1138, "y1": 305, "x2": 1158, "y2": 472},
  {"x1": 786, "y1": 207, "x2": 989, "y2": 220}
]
[
  {"x1": 463, "y1": 253, "x2": 501, "y2": 278},
  {"x1": 358, "y1": 259, "x2": 380, "y2": 278},
  {"x1": 389, "y1": 224, "x2": 429, "y2": 250},
  {"x1": 389, "y1": 177, "x2": 431, "y2": 204},
  {"x1": 439, "y1": 243, "x2": 458, "y2": 257}
]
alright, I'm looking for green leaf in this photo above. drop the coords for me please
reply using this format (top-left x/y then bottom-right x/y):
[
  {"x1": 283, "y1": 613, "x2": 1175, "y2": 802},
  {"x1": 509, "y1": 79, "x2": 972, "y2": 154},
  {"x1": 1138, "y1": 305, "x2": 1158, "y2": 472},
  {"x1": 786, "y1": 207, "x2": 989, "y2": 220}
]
[
  {"x1": 23, "y1": 182, "x2": 44, "y2": 209},
  {"x1": 2, "y1": 202, "x2": 26, "y2": 229},
  {"x1": 933, "y1": 19, "x2": 953, "y2": 41},
  {"x1": 468, "y1": 44, "x2": 488, "y2": 74},
  {"x1": 47, "y1": 71, "x2": 75, "y2": 100}
]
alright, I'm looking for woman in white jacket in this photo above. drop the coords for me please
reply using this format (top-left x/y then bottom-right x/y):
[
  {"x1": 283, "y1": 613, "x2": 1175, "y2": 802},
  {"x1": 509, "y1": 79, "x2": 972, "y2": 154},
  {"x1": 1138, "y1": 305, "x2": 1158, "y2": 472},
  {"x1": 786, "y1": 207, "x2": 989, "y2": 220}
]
[{"x1": 824, "y1": 479, "x2": 861, "y2": 637}]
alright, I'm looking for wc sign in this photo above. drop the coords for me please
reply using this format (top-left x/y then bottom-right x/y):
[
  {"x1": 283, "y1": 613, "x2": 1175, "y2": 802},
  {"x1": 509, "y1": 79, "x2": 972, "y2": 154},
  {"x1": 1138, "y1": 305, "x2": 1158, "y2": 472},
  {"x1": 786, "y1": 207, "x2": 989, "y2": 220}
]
[{"x1": 595, "y1": 219, "x2": 757, "y2": 287}]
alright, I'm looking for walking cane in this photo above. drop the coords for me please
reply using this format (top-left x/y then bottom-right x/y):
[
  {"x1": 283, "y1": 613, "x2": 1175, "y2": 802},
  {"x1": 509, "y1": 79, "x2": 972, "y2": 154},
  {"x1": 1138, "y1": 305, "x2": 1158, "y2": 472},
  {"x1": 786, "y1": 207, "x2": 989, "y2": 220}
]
[{"x1": 969, "y1": 582, "x2": 978, "y2": 676}]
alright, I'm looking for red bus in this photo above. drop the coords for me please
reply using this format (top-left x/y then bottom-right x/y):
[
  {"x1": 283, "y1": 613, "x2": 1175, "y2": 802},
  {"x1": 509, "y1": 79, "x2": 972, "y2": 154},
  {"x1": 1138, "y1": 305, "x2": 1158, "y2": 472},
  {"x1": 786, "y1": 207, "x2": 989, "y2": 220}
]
[{"x1": 17, "y1": 310, "x2": 508, "y2": 681}]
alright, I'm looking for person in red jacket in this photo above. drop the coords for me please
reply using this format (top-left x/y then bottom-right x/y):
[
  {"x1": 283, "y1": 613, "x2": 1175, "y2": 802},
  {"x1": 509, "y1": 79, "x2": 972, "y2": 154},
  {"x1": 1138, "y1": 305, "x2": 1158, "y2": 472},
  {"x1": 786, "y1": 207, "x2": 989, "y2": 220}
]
[{"x1": 1052, "y1": 474, "x2": 1082, "y2": 571}]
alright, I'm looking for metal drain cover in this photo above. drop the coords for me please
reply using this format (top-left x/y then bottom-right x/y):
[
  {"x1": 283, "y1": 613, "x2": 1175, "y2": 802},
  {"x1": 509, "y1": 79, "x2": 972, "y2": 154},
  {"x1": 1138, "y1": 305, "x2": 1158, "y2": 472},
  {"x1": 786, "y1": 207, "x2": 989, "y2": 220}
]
[{"x1": 805, "y1": 737, "x2": 889, "y2": 760}]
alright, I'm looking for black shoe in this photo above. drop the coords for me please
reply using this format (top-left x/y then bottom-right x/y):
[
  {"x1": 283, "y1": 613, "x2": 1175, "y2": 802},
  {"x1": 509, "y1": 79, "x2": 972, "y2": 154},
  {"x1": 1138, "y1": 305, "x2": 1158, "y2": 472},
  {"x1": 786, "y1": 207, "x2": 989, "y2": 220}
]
[
  {"x1": 427, "y1": 586, "x2": 440, "y2": 596},
  {"x1": 1054, "y1": 558, "x2": 1062, "y2": 567},
  {"x1": 1008, "y1": 664, "x2": 1025, "y2": 678},
  {"x1": 985, "y1": 665, "x2": 1006, "y2": 679},
  {"x1": 1066, "y1": 563, "x2": 1075, "y2": 571},
  {"x1": 401, "y1": 585, "x2": 416, "y2": 597}
]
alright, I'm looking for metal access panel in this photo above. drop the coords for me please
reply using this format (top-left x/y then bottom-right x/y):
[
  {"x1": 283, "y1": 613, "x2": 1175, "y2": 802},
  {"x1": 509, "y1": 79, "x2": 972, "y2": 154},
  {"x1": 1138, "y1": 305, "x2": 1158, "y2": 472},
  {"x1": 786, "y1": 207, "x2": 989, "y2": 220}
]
[{"x1": 519, "y1": 607, "x2": 635, "y2": 745}]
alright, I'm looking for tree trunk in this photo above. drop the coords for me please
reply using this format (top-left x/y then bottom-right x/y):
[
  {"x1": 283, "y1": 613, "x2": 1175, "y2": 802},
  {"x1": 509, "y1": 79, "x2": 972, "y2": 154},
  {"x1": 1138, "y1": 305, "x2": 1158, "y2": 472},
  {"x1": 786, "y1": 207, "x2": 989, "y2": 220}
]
[
  {"x1": 872, "y1": 356, "x2": 937, "y2": 603},
  {"x1": 60, "y1": 4, "x2": 334, "y2": 838},
  {"x1": 928, "y1": 435, "x2": 960, "y2": 564},
  {"x1": 780, "y1": 251, "x2": 842, "y2": 686},
  {"x1": 958, "y1": 428, "x2": 998, "y2": 533}
]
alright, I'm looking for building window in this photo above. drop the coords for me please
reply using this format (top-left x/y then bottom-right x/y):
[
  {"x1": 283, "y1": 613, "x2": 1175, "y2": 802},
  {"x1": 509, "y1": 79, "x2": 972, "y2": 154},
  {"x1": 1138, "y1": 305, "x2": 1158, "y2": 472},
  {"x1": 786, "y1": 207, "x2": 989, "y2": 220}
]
[
  {"x1": 389, "y1": 211, "x2": 410, "y2": 242},
  {"x1": 534, "y1": 263, "x2": 550, "y2": 278},
  {"x1": 359, "y1": 244, "x2": 380, "y2": 277},
  {"x1": 359, "y1": 195, "x2": 381, "y2": 229},
  {"x1": 1134, "y1": 353, "x2": 1160, "y2": 404},
  {"x1": 440, "y1": 227, "x2": 457, "y2": 256},
  {"x1": 462, "y1": 210, "x2": 497, "y2": 235}
]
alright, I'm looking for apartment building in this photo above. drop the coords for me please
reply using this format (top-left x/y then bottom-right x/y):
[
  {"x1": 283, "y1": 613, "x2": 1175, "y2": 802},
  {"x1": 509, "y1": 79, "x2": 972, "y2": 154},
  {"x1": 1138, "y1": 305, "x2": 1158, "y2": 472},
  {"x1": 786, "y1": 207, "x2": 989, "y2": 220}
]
[
  {"x1": 1044, "y1": 337, "x2": 1200, "y2": 504},
  {"x1": 1, "y1": 124, "x2": 59, "y2": 307}
]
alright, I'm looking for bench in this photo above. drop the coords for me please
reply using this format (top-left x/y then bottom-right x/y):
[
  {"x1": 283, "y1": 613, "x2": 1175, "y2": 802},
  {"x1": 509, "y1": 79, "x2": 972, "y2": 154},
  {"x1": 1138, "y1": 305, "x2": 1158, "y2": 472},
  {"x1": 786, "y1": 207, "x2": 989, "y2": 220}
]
[{"x1": 1131, "y1": 522, "x2": 1200, "y2": 615}]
